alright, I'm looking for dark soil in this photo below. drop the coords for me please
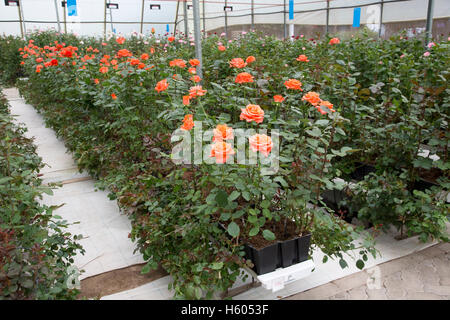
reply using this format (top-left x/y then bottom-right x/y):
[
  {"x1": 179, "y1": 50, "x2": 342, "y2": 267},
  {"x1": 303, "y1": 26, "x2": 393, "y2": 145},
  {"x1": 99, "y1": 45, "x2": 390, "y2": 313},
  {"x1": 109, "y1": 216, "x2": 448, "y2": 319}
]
[
  {"x1": 221, "y1": 216, "x2": 305, "y2": 250},
  {"x1": 78, "y1": 263, "x2": 168, "y2": 299}
]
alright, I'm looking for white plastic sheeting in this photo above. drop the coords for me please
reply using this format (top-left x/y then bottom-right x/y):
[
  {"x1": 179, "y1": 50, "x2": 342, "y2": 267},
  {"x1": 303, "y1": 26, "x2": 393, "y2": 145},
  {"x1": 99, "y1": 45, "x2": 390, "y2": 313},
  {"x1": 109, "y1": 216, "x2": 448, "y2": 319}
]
[{"x1": 0, "y1": 0, "x2": 449, "y2": 37}]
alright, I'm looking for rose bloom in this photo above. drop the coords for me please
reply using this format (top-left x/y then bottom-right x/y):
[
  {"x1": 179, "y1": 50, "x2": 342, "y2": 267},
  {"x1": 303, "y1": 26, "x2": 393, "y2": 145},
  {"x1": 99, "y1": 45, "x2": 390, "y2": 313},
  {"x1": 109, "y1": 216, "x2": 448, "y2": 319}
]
[
  {"x1": 427, "y1": 42, "x2": 435, "y2": 49},
  {"x1": 284, "y1": 79, "x2": 303, "y2": 91},
  {"x1": 246, "y1": 56, "x2": 256, "y2": 64},
  {"x1": 180, "y1": 114, "x2": 194, "y2": 131},
  {"x1": 296, "y1": 54, "x2": 309, "y2": 62},
  {"x1": 141, "y1": 53, "x2": 149, "y2": 60},
  {"x1": 235, "y1": 72, "x2": 254, "y2": 84},
  {"x1": 273, "y1": 95, "x2": 285, "y2": 103},
  {"x1": 302, "y1": 92, "x2": 321, "y2": 106},
  {"x1": 189, "y1": 85, "x2": 207, "y2": 98},
  {"x1": 423, "y1": 51, "x2": 430, "y2": 57},
  {"x1": 329, "y1": 37, "x2": 340, "y2": 45},
  {"x1": 229, "y1": 58, "x2": 247, "y2": 69},
  {"x1": 249, "y1": 134, "x2": 273, "y2": 157},
  {"x1": 36, "y1": 57, "x2": 43, "y2": 63},
  {"x1": 35, "y1": 65, "x2": 43, "y2": 73},
  {"x1": 138, "y1": 63, "x2": 145, "y2": 69},
  {"x1": 117, "y1": 49, "x2": 133, "y2": 58},
  {"x1": 155, "y1": 79, "x2": 169, "y2": 93},
  {"x1": 212, "y1": 124, "x2": 234, "y2": 142},
  {"x1": 188, "y1": 67, "x2": 196, "y2": 74},
  {"x1": 189, "y1": 59, "x2": 200, "y2": 66},
  {"x1": 130, "y1": 58, "x2": 140, "y2": 66},
  {"x1": 111, "y1": 93, "x2": 117, "y2": 100},
  {"x1": 94, "y1": 78, "x2": 99, "y2": 84},
  {"x1": 210, "y1": 141, "x2": 235, "y2": 164},
  {"x1": 168, "y1": 36, "x2": 175, "y2": 42},
  {"x1": 191, "y1": 75, "x2": 201, "y2": 83},
  {"x1": 99, "y1": 66, "x2": 108, "y2": 73},
  {"x1": 240, "y1": 104, "x2": 264, "y2": 124},
  {"x1": 316, "y1": 100, "x2": 335, "y2": 114},
  {"x1": 170, "y1": 59, "x2": 187, "y2": 68},
  {"x1": 218, "y1": 45, "x2": 226, "y2": 51},
  {"x1": 183, "y1": 95, "x2": 190, "y2": 106},
  {"x1": 116, "y1": 37, "x2": 125, "y2": 44}
]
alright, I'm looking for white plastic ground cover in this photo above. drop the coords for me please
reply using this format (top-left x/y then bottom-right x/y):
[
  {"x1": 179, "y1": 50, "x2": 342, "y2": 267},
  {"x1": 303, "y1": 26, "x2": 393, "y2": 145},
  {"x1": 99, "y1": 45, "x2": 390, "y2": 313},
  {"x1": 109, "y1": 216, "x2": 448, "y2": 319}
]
[
  {"x1": 101, "y1": 222, "x2": 449, "y2": 300},
  {"x1": 2, "y1": 87, "x2": 144, "y2": 280}
]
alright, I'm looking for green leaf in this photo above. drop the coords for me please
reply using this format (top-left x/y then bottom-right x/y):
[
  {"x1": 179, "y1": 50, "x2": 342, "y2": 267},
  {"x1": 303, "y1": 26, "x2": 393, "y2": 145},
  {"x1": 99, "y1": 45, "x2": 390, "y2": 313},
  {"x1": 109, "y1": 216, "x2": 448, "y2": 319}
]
[
  {"x1": 249, "y1": 227, "x2": 260, "y2": 237},
  {"x1": 210, "y1": 262, "x2": 223, "y2": 270},
  {"x1": 262, "y1": 229, "x2": 276, "y2": 241},
  {"x1": 227, "y1": 222, "x2": 240, "y2": 237},
  {"x1": 356, "y1": 259, "x2": 365, "y2": 270},
  {"x1": 141, "y1": 264, "x2": 151, "y2": 274},
  {"x1": 228, "y1": 191, "x2": 240, "y2": 201},
  {"x1": 339, "y1": 259, "x2": 348, "y2": 269},
  {"x1": 215, "y1": 189, "x2": 228, "y2": 207}
]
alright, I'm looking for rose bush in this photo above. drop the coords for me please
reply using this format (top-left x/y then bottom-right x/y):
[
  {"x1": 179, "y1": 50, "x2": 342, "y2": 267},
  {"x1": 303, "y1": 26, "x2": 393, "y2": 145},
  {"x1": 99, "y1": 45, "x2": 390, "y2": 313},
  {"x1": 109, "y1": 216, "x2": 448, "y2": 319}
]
[{"x1": 2, "y1": 29, "x2": 447, "y2": 299}]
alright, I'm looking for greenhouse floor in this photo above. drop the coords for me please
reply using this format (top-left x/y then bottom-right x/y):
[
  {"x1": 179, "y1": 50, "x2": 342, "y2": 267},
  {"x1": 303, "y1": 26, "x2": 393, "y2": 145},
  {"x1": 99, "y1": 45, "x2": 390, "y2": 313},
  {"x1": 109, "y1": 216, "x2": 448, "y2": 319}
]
[{"x1": 3, "y1": 86, "x2": 449, "y2": 300}]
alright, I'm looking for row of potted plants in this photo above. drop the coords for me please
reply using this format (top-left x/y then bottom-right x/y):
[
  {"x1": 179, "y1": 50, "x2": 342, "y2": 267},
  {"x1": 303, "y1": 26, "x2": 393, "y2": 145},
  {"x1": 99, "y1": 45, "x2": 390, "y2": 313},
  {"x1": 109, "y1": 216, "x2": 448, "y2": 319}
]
[{"x1": 2, "y1": 28, "x2": 447, "y2": 298}]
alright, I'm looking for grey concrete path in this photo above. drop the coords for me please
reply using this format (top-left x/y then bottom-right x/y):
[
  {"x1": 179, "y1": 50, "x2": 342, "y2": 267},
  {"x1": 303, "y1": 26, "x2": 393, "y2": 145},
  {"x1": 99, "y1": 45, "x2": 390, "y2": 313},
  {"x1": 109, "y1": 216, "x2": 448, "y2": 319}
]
[
  {"x1": 285, "y1": 242, "x2": 450, "y2": 300},
  {"x1": 2, "y1": 87, "x2": 144, "y2": 280}
]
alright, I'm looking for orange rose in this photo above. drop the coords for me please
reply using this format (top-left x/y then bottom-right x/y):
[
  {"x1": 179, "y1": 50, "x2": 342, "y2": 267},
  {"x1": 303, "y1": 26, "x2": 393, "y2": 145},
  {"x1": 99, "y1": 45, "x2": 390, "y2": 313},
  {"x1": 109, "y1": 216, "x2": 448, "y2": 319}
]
[
  {"x1": 170, "y1": 59, "x2": 187, "y2": 68},
  {"x1": 168, "y1": 36, "x2": 175, "y2": 42},
  {"x1": 181, "y1": 114, "x2": 194, "y2": 131},
  {"x1": 130, "y1": 58, "x2": 140, "y2": 66},
  {"x1": 111, "y1": 93, "x2": 117, "y2": 100},
  {"x1": 240, "y1": 104, "x2": 264, "y2": 124},
  {"x1": 183, "y1": 95, "x2": 190, "y2": 106},
  {"x1": 229, "y1": 58, "x2": 247, "y2": 69},
  {"x1": 94, "y1": 78, "x2": 99, "y2": 84},
  {"x1": 302, "y1": 92, "x2": 321, "y2": 106},
  {"x1": 99, "y1": 66, "x2": 108, "y2": 73},
  {"x1": 316, "y1": 100, "x2": 335, "y2": 114},
  {"x1": 249, "y1": 134, "x2": 273, "y2": 157},
  {"x1": 235, "y1": 72, "x2": 254, "y2": 84},
  {"x1": 141, "y1": 53, "x2": 149, "y2": 60},
  {"x1": 296, "y1": 54, "x2": 309, "y2": 62},
  {"x1": 329, "y1": 37, "x2": 340, "y2": 45},
  {"x1": 273, "y1": 95, "x2": 285, "y2": 103},
  {"x1": 190, "y1": 75, "x2": 201, "y2": 83},
  {"x1": 218, "y1": 45, "x2": 226, "y2": 52},
  {"x1": 189, "y1": 59, "x2": 200, "y2": 66},
  {"x1": 188, "y1": 67, "x2": 196, "y2": 74},
  {"x1": 117, "y1": 49, "x2": 132, "y2": 58},
  {"x1": 116, "y1": 37, "x2": 125, "y2": 44},
  {"x1": 155, "y1": 79, "x2": 169, "y2": 93},
  {"x1": 284, "y1": 79, "x2": 303, "y2": 90},
  {"x1": 189, "y1": 85, "x2": 207, "y2": 98},
  {"x1": 210, "y1": 141, "x2": 235, "y2": 164},
  {"x1": 212, "y1": 124, "x2": 234, "y2": 142},
  {"x1": 35, "y1": 65, "x2": 43, "y2": 73},
  {"x1": 246, "y1": 56, "x2": 256, "y2": 64}
]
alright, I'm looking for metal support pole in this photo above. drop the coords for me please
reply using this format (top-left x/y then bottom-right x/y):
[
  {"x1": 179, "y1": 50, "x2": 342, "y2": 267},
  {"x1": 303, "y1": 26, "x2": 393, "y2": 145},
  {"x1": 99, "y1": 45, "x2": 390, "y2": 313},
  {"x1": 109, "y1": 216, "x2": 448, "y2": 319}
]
[
  {"x1": 183, "y1": 0, "x2": 189, "y2": 37},
  {"x1": 283, "y1": 0, "x2": 287, "y2": 39},
  {"x1": 54, "y1": 0, "x2": 61, "y2": 33},
  {"x1": 103, "y1": 0, "x2": 107, "y2": 40},
  {"x1": 18, "y1": 0, "x2": 26, "y2": 39},
  {"x1": 325, "y1": 0, "x2": 330, "y2": 35},
  {"x1": 202, "y1": 0, "x2": 206, "y2": 37},
  {"x1": 425, "y1": 0, "x2": 435, "y2": 45},
  {"x1": 251, "y1": 0, "x2": 254, "y2": 30},
  {"x1": 174, "y1": 0, "x2": 181, "y2": 35},
  {"x1": 63, "y1": 1, "x2": 67, "y2": 33},
  {"x1": 192, "y1": 0, "x2": 203, "y2": 79},
  {"x1": 224, "y1": 0, "x2": 228, "y2": 39},
  {"x1": 140, "y1": 0, "x2": 145, "y2": 34},
  {"x1": 17, "y1": 2, "x2": 24, "y2": 38},
  {"x1": 378, "y1": 0, "x2": 384, "y2": 38}
]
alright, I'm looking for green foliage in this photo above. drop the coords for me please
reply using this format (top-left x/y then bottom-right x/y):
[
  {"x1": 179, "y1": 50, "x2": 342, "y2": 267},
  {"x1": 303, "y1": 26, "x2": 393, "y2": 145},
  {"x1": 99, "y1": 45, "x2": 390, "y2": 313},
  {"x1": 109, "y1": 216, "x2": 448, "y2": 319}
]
[
  {"x1": 1, "y1": 29, "x2": 447, "y2": 299},
  {"x1": 0, "y1": 94, "x2": 84, "y2": 299}
]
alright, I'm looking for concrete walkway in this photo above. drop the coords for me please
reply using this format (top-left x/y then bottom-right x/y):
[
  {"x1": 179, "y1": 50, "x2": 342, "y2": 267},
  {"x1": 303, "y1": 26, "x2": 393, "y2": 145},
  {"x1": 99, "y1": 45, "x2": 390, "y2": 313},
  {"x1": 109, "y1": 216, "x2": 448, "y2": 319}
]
[
  {"x1": 2, "y1": 87, "x2": 144, "y2": 280},
  {"x1": 285, "y1": 242, "x2": 450, "y2": 300}
]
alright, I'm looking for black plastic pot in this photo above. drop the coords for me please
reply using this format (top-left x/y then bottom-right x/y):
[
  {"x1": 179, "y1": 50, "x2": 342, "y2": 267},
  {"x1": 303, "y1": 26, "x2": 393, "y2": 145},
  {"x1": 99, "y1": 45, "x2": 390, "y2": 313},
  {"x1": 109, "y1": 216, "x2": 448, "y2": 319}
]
[
  {"x1": 244, "y1": 242, "x2": 279, "y2": 275},
  {"x1": 246, "y1": 233, "x2": 312, "y2": 275}
]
